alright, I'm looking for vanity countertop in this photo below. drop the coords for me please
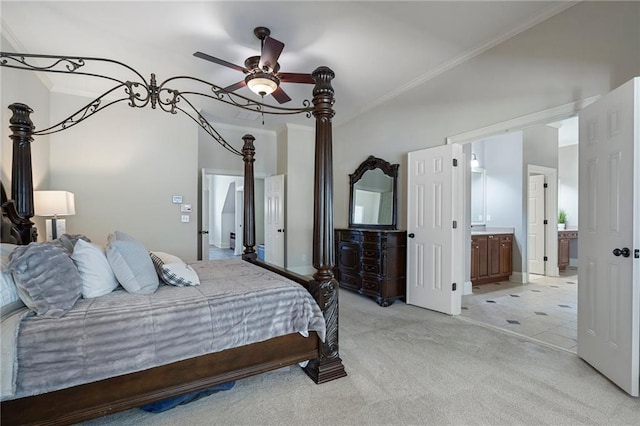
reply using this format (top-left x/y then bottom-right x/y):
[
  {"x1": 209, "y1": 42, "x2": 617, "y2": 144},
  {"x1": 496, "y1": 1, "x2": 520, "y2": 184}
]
[{"x1": 471, "y1": 226, "x2": 515, "y2": 236}]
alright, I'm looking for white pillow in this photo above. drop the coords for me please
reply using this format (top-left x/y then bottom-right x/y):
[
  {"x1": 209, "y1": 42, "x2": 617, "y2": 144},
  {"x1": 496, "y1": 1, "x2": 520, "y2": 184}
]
[
  {"x1": 106, "y1": 232, "x2": 159, "y2": 294},
  {"x1": 150, "y1": 251, "x2": 200, "y2": 287},
  {"x1": 71, "y1": 239, "x2": 119, "y2": 298},
  {"x1": 151, "y1": 251, "x2": 183, "y2": 265}
]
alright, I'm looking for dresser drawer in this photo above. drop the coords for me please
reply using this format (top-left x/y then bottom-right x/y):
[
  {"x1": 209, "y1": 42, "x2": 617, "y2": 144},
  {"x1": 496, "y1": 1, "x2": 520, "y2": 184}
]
[
  {"x1": 362, "y1": 248, "x2": 380, "y2": 259},
  {"x1": 336, "y1": 229, "x2": 363, "y2": 242},
  {"x1": 361, "y1": 261, "x2": 380, "y2": 274},
  {"x1": 500, "y1": 235, "x2": 512, "y2": 243},
  {"x1": 338, "y1": 273, "x2": 359, "y2": 291},
  {"x1": 361, "y1": 278, "x2": 380, "y2": 294},
  {"x1": 362, "y1": 232, "x2": 384, "y2": 243}
]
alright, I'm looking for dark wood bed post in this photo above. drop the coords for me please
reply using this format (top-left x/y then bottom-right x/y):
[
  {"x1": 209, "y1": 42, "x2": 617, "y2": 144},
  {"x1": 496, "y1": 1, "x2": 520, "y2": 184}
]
[
  {"x1": 7, "y1": 103, "x2": 36, "y2": 244},
  {"x1": 303, "y1": 66, "x2": 347, "y2": 383},
  {"x1": 241, "y1": 134, "x2": 257, "y2": 261}
]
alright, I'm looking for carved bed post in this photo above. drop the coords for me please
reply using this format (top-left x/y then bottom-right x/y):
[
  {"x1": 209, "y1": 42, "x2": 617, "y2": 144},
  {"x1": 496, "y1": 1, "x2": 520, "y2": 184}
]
[
  {"x1": 8, "y1": 103, "x2": 36, "y2": 244},
  {"x1": 241, "y1": 134, "x2": 257, "y2": 261},
  {"x1": 304, "y1": 66, "x2": 347, "y2": 383}
]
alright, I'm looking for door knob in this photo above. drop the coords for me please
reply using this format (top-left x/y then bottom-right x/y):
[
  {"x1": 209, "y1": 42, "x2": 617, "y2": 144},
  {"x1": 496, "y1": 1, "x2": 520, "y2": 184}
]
[
  {"x1": 198, "y1": 230, "x2": 209, "y2": 235},
  {"x1": 408, "y1": 233, "x2": 415, "y2": 238},
  {"x1": 612, "y1": 247, "x2": 630, "y2": 257}
]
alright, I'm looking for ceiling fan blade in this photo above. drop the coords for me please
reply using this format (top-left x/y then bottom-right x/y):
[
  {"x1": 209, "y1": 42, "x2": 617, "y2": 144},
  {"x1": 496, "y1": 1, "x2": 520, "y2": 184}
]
[
  {"x1": 194, "y1": 51, "x2": 247, "y2": 73},
  {"x1": 223, "y1": 80, "x2": 247, "y2": 92},
  {"x1": 258, "y1": 37, "x2": 284, "y2": 72},
  {"x1": 271, "y1": 86, "x2": 291, "y2": 104},
  {"x1": 277, "y1": 72, "x2": 315, "y2": 84}
]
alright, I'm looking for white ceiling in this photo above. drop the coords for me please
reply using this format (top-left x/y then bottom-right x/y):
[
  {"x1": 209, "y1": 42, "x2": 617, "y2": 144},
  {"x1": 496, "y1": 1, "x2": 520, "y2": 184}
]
[{"x1": 1, "y1": 1, "x2": 575, "y2": 130}]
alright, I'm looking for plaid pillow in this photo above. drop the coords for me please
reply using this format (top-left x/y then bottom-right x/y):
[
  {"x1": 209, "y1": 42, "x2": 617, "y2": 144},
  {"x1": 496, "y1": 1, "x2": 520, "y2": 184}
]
[{"x1": 150, "y1": 252, "x2": 200, "y2": 287}]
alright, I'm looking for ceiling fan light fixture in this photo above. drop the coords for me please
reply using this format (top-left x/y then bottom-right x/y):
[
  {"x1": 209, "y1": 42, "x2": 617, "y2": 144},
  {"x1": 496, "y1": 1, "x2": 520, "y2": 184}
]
[{"x1": 246, "y1": 72, "x2": 279, "y2": 97}]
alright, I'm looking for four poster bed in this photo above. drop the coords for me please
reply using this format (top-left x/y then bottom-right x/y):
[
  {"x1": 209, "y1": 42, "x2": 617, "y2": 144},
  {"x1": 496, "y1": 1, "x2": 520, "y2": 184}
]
[{"x1": 0, "y1": 53, "x2": 346, "y2": 425}]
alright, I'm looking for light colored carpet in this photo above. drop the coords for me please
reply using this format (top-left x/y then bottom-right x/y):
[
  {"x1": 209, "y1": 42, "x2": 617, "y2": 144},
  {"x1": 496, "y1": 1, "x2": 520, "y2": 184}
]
[{"x1": 82, "y1": 290, "x2": 639, "y2": 425}]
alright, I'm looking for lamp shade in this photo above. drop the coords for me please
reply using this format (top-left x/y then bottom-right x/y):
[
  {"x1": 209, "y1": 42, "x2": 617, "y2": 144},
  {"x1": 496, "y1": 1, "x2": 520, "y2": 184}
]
[
  {"x1": 245, "y1": 73, "x2": 278, "y2": 97},
  {"x1": 34, "y1": 191, "x2": 76, "y2": 217}
]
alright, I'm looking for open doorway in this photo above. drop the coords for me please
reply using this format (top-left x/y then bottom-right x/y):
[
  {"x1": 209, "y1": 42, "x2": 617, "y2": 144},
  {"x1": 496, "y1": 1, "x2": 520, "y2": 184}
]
[
  {"x1": 449, "y1": 100, "x2": 587, "y2": 352},
  {"x1": 200, "y1": 170, "x2": 265, "y2": 261}
]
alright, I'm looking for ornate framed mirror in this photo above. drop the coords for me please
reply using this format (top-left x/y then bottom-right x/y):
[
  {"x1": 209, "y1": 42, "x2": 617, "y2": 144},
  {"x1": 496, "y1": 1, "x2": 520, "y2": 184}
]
[{"x1": 348, "y1": 155, "x2": 398, "y2": 230}]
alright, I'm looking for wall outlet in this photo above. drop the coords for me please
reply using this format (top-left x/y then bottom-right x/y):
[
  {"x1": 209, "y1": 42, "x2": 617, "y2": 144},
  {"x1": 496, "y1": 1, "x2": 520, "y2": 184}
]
[
  {"x1": 486, "y1": 214, "x2": 491, "y2": 221},
  {"x1": 181, "y1": 215, "x2": 190, "y2": 223}
]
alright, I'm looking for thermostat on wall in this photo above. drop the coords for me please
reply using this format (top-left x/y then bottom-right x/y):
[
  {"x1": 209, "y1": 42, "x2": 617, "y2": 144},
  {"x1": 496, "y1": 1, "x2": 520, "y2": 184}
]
[{"x1": 172, "y1": 195, "x2": 182, "y2": 204}]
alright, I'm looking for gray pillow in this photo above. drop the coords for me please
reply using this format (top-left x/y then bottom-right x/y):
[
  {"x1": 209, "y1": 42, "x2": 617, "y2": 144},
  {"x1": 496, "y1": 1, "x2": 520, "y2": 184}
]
[
  {"x1": 50, "y1": 234, "x2": 92, "y2": 255},
  {"x1": 7, "y1": 243, "x2": 82, "y2": 318},
  {"x1": 106, "y1": 231, "x2": 158, "y2": 295}
]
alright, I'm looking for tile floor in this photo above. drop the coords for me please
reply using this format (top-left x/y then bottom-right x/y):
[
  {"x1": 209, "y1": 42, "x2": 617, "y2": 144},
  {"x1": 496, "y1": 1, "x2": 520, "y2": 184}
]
[{"x1": 460, "y1": 269, "x2": 578, "y2": 352}]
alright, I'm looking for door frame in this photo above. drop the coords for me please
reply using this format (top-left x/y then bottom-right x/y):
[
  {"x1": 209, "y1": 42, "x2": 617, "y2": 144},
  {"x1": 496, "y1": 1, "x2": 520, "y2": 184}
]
[
  {"x1": 527, "y1": 164, "x2": 559, "y2": 279},
  {"x1": 447, "y1": 96, "x2": 596, "y2": 288},
  {"x1": 198, "y1": 168, "x2": 268, "y2": 260}
]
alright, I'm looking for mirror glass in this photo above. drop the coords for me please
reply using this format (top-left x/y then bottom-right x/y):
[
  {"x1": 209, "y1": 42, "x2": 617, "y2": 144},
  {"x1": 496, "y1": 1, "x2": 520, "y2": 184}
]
[
  {"x1": 349, "y1": 156, "x2": 398, "y2": 230},
  {"x1": 471, "y1": 167, "x2": 486, "y2": 225}
]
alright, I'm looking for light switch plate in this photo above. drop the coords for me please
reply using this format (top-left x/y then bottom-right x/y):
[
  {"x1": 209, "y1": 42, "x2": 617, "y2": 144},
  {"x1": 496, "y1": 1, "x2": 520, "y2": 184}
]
[
  {"x1": 172, "y1": 195, "x2": 183, "y2": 204},
  {"x1": 181, "y1": 204, "x2": 192, "y2": 212},
  {"x1": 181, "y1": 215, "x2": 189, "y2": 223}
]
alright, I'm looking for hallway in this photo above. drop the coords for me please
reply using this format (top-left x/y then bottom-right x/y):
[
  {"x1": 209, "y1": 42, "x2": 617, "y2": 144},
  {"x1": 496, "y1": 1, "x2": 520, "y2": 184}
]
[
  {"x1": 208, "y1": 245, "x2": 240, "y2": 260},
  {"x1": 461, "y1": 270, "x2": 578, "y2": 352}
]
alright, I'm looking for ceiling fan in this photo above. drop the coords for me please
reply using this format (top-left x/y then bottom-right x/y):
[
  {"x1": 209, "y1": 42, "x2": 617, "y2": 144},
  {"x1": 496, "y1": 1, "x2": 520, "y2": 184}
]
[{"x1": 194, "y1": 27, "x2": 314, "y2": 104}]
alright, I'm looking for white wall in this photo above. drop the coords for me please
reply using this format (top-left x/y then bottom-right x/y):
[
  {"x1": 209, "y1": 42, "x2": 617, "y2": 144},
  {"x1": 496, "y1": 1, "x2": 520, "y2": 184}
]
[
  {"x1": 277, "y1": 123, "x2": 315, "y2": 274},
  {"x1": 197, "y1": 118, "x2": 277, "y2": 178},
  {"x1": 558, "y1": 144, "x2": 579, "y2": 229},
  {"x1": 334, "y1": 1, "x2": 640, "y2": 231},
  {"x1": 484, "y1": 132, "x2": 524, "y2": 272},
  {"x1": 523, "y1": 125, "x2": 558, "y2": 171},
  {"x1": 48, "y1": 92, "x2": 198, "y2": 260}
]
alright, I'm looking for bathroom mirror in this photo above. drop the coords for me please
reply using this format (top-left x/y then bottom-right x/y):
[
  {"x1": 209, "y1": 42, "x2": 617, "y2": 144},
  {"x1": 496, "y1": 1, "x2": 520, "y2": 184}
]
[
  {"x1": 471, "y1": 167, "x2": 486, "y2": 225},
  {"x1": 349, "y1": 155, "x2": 398, "y2": 229}
]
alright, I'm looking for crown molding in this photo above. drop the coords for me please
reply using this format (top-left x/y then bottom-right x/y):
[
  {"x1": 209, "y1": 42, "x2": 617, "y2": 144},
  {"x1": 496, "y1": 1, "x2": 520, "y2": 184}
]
[{"x1": 1, "y1": 18, "x2": 53, "y2": 91}]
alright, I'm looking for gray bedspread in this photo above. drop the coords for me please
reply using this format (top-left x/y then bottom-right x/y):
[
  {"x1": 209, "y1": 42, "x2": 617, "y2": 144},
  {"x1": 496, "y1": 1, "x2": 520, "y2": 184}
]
[{"x1": 6, "y1": 259, "x2": 325, "y2": 400}]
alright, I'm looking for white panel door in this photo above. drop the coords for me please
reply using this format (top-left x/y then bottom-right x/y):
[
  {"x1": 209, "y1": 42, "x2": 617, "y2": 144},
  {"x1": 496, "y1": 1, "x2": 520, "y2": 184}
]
[
  {"x1": 199, "y1": 169, "x2": 210, "y2": 260},
  {"x1": 234, "y1": 187, "x2": 244, "y2": 256},
  {"x1": 578, "y1": 77, "x2": 639, "y2": 396},
  {"x1": 528, "y1": 174, "x2": 546, "y2": 275},
  {"x1": 264, "y1": 174, "x2": 285, "y2": 267},
  {"x1": 407, "y1": 144, "x2": 463, "y2": 315}
]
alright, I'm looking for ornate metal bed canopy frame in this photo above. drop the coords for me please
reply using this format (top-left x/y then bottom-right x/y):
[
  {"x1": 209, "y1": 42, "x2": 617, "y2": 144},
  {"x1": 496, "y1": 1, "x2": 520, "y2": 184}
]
[{"x1": 0, "y1": 51, "x2": 346, "y2": 411}]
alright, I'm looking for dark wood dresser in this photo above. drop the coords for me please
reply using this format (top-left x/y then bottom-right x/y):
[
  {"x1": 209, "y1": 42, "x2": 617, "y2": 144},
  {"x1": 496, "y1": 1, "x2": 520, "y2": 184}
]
[{"x1": 334, "y1": 228, "x2": 407, "y2": 306}]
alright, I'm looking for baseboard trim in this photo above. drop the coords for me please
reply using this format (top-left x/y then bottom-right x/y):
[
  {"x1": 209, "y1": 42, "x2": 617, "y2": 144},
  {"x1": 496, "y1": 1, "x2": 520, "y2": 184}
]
[
  {"x1": 509, "y1": 272, "x2": 527, "y2": 284},
  {"x1": 463, "y1": 280, "x2": 473, "y2": 295}
]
